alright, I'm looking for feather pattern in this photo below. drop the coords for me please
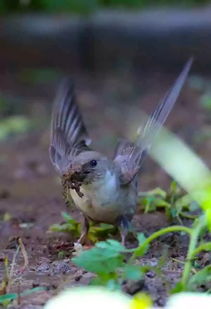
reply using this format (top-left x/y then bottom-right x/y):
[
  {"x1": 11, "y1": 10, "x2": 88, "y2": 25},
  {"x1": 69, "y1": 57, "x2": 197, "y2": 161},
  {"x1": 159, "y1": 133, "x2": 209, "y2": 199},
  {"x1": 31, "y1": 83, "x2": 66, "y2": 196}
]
[
  {"x1": 49, "y1": 78, "x2": 91, "y2": 174},
  {"x1": 114, "y1": 58, "x2": 193, "y2": 184}
]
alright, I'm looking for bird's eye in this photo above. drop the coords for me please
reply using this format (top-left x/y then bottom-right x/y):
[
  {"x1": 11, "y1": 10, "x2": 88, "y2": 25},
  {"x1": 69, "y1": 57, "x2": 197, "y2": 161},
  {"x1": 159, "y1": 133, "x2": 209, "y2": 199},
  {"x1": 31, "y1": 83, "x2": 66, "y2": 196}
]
[{"x1": 89, "y1": 160, "x2": 97, "y2": 167}]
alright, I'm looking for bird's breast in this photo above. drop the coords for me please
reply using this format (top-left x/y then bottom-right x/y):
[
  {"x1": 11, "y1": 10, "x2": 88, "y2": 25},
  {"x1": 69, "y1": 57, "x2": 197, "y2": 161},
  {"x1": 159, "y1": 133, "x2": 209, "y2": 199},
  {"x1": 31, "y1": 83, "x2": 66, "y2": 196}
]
[{"x1": 69, "y1": 170, "x2": 125, "y2": 222}]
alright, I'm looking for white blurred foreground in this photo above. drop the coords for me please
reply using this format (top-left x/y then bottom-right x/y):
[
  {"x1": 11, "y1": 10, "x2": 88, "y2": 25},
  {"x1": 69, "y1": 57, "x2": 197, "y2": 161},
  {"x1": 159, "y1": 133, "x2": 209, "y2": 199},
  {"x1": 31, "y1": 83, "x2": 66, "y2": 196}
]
[{"x1": 44, "y1": 287, "x2": 211, "y2": 309}]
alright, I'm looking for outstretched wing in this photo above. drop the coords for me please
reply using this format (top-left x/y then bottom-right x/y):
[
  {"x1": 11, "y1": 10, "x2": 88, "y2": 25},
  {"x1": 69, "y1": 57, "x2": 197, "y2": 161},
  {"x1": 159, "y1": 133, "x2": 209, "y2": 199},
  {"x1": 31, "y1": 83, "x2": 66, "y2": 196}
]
[
  {"x1": 114, "y1": 58, "x2": 193, "y2": 185},
  {"x1": 49, "y1": 78, "x2": 91, "y2": 174}
]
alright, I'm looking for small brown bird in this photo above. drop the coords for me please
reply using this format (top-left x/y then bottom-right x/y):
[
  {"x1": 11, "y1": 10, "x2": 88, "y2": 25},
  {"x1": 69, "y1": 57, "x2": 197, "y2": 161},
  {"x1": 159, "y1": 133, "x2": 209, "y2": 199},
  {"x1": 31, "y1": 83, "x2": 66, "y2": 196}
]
[{"x1": 49, "y1": 59, "x2": 192, "y2": 244}]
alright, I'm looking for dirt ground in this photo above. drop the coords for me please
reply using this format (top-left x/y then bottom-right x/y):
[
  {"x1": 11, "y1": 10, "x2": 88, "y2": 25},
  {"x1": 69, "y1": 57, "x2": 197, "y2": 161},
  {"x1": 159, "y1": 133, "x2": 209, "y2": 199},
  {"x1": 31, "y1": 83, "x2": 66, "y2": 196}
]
[{"x1": 0, "y1": 69, "x2": 210, "y2": 308}]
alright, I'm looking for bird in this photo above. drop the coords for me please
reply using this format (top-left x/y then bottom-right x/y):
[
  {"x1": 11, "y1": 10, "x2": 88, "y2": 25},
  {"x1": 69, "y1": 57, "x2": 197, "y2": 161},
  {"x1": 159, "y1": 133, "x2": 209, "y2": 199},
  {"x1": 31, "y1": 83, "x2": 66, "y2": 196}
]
[{"x1": 49, "y1": 59, "x2": 193, "y2": 245}]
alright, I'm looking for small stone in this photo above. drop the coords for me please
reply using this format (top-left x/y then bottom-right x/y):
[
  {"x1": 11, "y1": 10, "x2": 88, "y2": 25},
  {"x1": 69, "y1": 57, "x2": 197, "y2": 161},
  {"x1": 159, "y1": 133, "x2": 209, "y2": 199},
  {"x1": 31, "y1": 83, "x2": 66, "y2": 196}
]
[
  {"x1": 156, "y1": 296, "x2": 165, "y2": 307},
  {"x1": 124, "y1": 279, "x2": 145, "y2": 295},
  {"x1": 146, "y1": 271, "x2": 155, "y2": 278}
]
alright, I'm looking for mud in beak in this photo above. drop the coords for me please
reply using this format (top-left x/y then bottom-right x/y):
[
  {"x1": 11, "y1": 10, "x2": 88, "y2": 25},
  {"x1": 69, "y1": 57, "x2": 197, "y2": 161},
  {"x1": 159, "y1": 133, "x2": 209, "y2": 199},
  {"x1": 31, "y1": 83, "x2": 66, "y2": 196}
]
[
  {"x1": 70, "y1": 171, "x2": 86, "y2": 183},
  {"x1": 69, "y1": 165, "x2": 90, "y2": 183},
  {"x1": 62, "y1": 165, "x2": 90, "y2": 198},
  {"x1": 62, "y1": 168, "x2": 86, "y2": 199}
]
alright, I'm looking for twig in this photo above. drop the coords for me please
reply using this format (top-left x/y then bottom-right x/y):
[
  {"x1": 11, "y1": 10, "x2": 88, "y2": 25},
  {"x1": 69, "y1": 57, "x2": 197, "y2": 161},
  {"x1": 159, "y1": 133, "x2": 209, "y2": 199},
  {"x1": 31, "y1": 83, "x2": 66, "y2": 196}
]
[
  {"x1": 7, "y1": 245, "x2": 20, "y2": 292},
  {"x1": 18, "y1": 238, "x2": 29, "y2": 271}
]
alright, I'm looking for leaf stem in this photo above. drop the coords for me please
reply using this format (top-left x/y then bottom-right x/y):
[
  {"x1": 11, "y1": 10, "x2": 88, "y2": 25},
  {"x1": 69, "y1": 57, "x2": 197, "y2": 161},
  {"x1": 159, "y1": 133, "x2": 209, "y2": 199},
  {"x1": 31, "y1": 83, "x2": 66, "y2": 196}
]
[
  {"x1": 181, "y1": 217, "x2": 205, "y2": 288},
  {"x1": 191, "y1": 242, "x2": 211, "y2": 259},
  {"x1": 180, "y1": 211, "x2": 198, "y2": 220},
  {"x1": 132, "y1": 225, "x2": 191, "y2": 258}
]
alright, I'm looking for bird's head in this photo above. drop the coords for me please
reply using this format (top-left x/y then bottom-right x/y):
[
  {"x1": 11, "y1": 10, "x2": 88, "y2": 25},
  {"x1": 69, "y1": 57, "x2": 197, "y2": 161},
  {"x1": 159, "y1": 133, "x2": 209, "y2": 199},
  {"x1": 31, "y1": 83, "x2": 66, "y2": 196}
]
[{"x1": 62, "y1": 151, "x2": 111, "y2": 191}]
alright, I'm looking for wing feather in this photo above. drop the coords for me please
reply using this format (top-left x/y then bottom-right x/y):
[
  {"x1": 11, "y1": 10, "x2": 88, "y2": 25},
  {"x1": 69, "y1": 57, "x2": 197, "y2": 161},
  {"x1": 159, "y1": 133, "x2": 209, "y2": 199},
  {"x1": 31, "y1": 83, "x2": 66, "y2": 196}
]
[
  {"x1": 114, "y1": 58, "x2": 193, "y2": 184},
  {"x1": 49, "y1": 78, "x2": 91, "y2": 174}
]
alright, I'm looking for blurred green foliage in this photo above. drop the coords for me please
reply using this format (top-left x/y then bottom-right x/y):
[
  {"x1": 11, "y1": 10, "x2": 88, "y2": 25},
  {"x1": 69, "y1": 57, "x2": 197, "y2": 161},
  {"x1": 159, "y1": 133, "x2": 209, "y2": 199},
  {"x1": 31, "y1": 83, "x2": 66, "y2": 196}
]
[
  {"x1": 0, "y1": 116, "x2": 31, "y2": 141},
  {"x1": 0, "y1": 0, "x2": 210, "y2": 15},
  {"x1": 200, "y1": 93, "x2": 211, "y2": 110},
  {"x1": 19, "y1": 68, "x2": 62, "y2": 84}
]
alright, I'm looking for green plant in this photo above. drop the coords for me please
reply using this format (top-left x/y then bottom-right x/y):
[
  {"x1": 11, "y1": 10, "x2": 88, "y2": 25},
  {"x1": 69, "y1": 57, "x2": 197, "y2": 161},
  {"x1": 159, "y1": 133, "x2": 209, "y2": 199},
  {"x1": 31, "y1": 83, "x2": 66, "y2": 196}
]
[
  {"x1": 0, "y1": 287, "x2": 46, "y2": 306},
  {"x1": 88, "y1": 223, "x2": 117, "y2": 243},
  {"x1": 49, "y1": 212, "x2": 80, "y2": 237},
  {"x1": 133, "y1": 215, "x2": 210, "y2": 292},
  {"x1": 72, "y1": 213, "x2": 210, "y2": 293},
  {"x1": 0, "y1": 238, "x2": 44, "y2": 307},
  {"x1": 49, "y1": 212, "x2": 117, "y2": 243},
  {"x1": 139, "y1": 182, "x2": 199, "y2": 223},
  {"x1": 72, "y1": 239, "x2": 144, "y2": 289}
]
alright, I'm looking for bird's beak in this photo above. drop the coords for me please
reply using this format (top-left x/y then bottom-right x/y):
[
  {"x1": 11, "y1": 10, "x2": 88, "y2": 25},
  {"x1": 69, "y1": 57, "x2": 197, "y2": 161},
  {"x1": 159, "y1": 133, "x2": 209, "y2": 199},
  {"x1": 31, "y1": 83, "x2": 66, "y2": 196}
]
[
  {"x1": 69, "y1": 164, "x2": 86, "y2": 183},
  {"x1": 69, "y1": 164, "x2": 82, "y2": 175}
]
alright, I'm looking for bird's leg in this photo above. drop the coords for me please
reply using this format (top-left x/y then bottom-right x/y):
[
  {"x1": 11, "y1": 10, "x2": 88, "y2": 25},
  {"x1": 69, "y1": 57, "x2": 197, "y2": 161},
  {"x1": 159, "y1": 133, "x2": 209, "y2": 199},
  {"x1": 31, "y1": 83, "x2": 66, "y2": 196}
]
[
  {"x1": 77, "y1": 216, "x2": 90, "y2": 245},
  {"x1": 116, "y1": 215, "x2": 131, "y2": 246}
]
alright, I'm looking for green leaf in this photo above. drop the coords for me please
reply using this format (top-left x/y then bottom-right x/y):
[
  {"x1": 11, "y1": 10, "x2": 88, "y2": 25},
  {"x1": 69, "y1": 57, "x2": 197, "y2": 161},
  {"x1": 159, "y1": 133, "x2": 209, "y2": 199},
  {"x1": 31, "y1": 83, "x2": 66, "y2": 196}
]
[
  {"x1": 175, "y1": 194, "x2": 192, "y2": 209},
  {"x1": 170, "y1": 208, "x2": 178, "y2": 218},
  {"x1": 20, "y1": 286, "x2": 46, "y2": 296},
  {"x1": 88, "y1": 224, "x2": 116, "y2": 242},
  {"x1": 170, "y1": 181, "x2": 180, "y2": 195},
  {"x1": 0, "y1": 287, "x2": 46, "y2": 304},
  {"x1": 49, "y1": 212, "x2": 80, "y2": 236},
  {"x1": 96, "y1": 239, "x2": 125, "y2": 252},
  {"x1": 106, "y1": 279, "x2": 121, "y2": 290},
  {"x1": 153, "y1": 199, "x2": 171, "y2": 208},
  {"x1": 72, "y1": 240, "x2": 125, "y2": 274},
  {"x1": 137, "y1": 233, "x2": 147, "y2": 245},
  {"x1": 122, "y1": 265, "x2": 143, "y2": 281},
  {"x1": 0, "y1": 293, "x2": 17, "y2": 304},
  {"x1": 72, "y1": 249, "x2": 123, "y2": 274},
  {"x1": 188, "y1": 265, "x2": 211, "y2": 290},
  {"x1": 50, "y1": 223, "x2": 77, "y2": 233},
  {"x1": 61, "y1": 212, "x2": 74, "y2": 222},
  {"x1": 147, "y1": 187, "x2": 167, "y2": 198},
  {"x1": 90, "y1": 277, "x2": 121, "y2": 290},
  {"x1": 139, "y1": 187, "x2": 170, "y2": 213},
  {"x1": 134, "y1": 233, "x2": 149, "y2": 256},
  {"x1": 171, "y1": 281, "x2": 185, "y2": 294}
]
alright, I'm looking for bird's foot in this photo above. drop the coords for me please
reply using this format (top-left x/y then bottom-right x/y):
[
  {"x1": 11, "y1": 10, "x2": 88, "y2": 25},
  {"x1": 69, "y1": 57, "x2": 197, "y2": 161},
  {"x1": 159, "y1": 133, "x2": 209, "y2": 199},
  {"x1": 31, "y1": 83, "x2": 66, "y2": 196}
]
[{"x1": 73, "y1": 215, "x2": 91, "y2": 253}]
